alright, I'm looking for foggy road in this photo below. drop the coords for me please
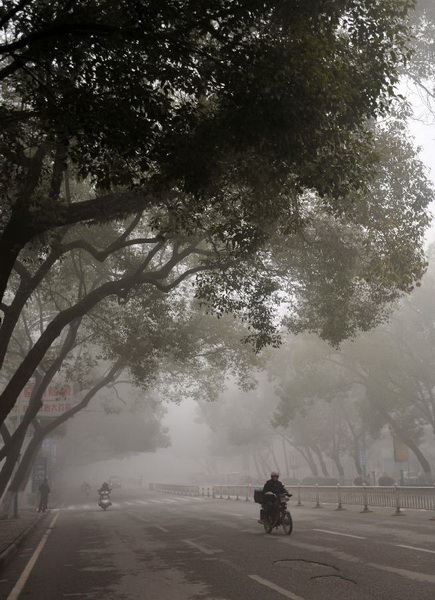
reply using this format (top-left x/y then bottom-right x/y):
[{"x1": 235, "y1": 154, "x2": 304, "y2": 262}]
[{"x1": 1, "y1": 488, "x2": 435, "y2": 600}]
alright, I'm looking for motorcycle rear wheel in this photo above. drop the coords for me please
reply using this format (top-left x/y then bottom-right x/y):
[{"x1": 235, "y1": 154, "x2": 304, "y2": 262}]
[{"x1": 282, "y1": 511, "x2": 293, "y2": 535}]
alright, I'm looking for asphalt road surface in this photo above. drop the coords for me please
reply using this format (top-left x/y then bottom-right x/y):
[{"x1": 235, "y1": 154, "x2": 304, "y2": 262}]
[{"x1": 1, "y1": 488, "x2": 434, "y2": 599}]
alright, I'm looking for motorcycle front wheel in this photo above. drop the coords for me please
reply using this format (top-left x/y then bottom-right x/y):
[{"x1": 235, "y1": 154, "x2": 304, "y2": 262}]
[
  {"x1": 282, "y1": 511, "x2": 293, "y2": 535},
  {"x1": 263, "y1": 515, "x2": 273, "y2": 534}
]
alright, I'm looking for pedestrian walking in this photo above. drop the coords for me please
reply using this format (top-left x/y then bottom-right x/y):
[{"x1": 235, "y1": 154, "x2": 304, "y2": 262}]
[{"x1": 38, "y1": 478, "x2": 50, "y2": 512}]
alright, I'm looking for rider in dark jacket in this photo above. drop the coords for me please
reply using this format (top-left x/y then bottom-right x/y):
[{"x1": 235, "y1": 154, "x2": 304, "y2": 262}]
[
  {"x1": 259, "y1": 471, "x2": 289, "y2": 523},
  {"x1": 263, "y1": 472, "x2": 288, "y2": 496}
]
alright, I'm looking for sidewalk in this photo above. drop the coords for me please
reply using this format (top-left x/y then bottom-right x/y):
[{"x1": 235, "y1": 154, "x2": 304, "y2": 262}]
[{"x1": 0, "y1": 509, "x2": 46, "y2": 571}]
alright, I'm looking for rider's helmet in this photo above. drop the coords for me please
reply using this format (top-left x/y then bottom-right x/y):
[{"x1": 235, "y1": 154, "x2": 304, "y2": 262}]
[{"x1": 271, "y1": 471, "x2": 279, "y2": 479}]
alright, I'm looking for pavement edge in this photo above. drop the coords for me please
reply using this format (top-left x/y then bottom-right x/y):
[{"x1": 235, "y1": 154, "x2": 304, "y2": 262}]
[{"x1": 0, "y1": 513, "x2": 46, "y2": 572}]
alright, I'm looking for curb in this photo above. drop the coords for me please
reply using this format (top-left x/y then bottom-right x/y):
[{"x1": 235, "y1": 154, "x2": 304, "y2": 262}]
[{"x1": 0, "y1": 513, "x2": 46, "y2": 572}]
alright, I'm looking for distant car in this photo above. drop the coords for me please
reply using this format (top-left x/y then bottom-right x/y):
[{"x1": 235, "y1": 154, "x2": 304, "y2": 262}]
[{"x1": 108, "y1": 476, "x2": 122, "y2": 489}]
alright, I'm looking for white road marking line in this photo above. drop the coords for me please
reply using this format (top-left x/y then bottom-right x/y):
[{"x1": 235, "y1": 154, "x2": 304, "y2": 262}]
[
  {"x1": 128, "y1": 513, "x2": 149, "y2": 522},
  {"x1": 148, "y1": 499, "x2": 160, "y2": 503},
  {"x1": 249, "y1": 575, "x2": 305, "y2": 600},
  {"x1": 7, "y1": 512, "x2": 60, "y2": 600},
  {"x1": 135, "y1": 500, "x2": 149, "y2": 504},
  {"x1": 215, "y1": 511, "x2": 244, "y2": 518},
  {"x1": 397, "y1": 544, "x2": 435, "y2": 555},
  {"x1": 126, "y1": 512, "x2": 168, "y2": 532},
  {"x1": 111, "y1": 502, "x2": 120, "y2": 507},
  {"x1": 124, "y1": 501, "x2": 136, "y2": 505},
  {"x1": 182, "y1": 539, "x2": 222, "y2": 555},
  {"x1": 371, "y1": 562, "x2": 435, "y2": 584},
  {"x1": 313, "y1": 529, "x2": 365, "y2": 540},
  {"x1": 289, "y1": 540, "x2": 435, "y2": 585}
]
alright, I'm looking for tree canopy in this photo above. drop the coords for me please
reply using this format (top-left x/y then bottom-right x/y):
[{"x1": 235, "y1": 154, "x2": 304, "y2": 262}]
[
  {"x1": 0, "y1": 0, "x2": 425, "y2": 305},
  {"x1": 1, "y1": 0, "x2": 434, "y2": 504}
]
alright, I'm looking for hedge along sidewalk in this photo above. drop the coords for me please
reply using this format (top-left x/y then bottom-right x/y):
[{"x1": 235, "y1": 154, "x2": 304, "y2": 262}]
[{"x1": 0, "y1": 509, "x2": 46, "y2": 571}]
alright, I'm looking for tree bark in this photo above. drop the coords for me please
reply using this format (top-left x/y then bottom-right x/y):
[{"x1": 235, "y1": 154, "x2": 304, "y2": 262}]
[
  {"x1": 270, "y1": 442, "x2": 281, "y2": 475},
  {"x1": 0, "y1": 238, "x2": 203, "y2": 427},
  {"x1": 375, "y1": 405, "x2": 433, "y2": 484},
  {"x1": 312, "y1": 446, "x2": 329, "y2": 477},
  {"x1": 331, "y1": 450, "x2": 345, "y2": 483},
  {"x1": 0, "y1": 428, "x2": 26, "y2": 504},
  {"x1": 282, "y1": 436, "x2": 290, "y2": 478},
  {"x1": 252, "y1": 453, "x2": 263, "y2": 479},
  {"x1": 304, "y1": 447, "x2": 319, "y2": 477}
]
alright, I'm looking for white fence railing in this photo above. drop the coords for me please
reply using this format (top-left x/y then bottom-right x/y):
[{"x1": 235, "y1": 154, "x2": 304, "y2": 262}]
[{"x1": 153, "y1": 483, "x2": 435, "y2": 517}]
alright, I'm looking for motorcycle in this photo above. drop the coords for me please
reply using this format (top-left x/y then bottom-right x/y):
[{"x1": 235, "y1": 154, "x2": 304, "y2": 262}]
[
  {"x1": 98, "y1": 490, "x2": 112, "y2": 511},
  {"x1": 259, "y1": 492, "x2": 293, "y2": 535}
]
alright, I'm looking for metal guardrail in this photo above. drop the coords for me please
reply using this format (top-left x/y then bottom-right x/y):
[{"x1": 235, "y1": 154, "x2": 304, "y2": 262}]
[
  {"x1": 154, "y1": 483, "x2": 200, "y2": 496},
  {"x1": 153, "y1": 483, "x2": 435, "y2": 518}
]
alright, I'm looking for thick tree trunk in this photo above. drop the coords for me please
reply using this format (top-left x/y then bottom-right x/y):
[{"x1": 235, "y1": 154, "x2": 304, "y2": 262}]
[
  {"x1": 0, "y1": 238, "x2": 191, "y2": 428},
  {"x1": 270, "y1": 442, "x2": 281, "y2": 475},
  {"x1": 282, "y1": 436, "x2": 290, "y2": 478},
  {"x1": 312, "y1": 446, "x2": 329, "y2": 477},
  {"x1": 351, "y1": 440, "x2": 362, "y2": 476},
  {"x1": 0, "y1": 491, "x2": 16, "y2": 520},
  {"x1": 0, "y1": 224, "x2": 29, "y2": 309},
  {"x1": 304, "y1": 447, "x2": 319, "y2": 477},
  {"x1": 1, "y1": 363, "x2": 122, "y2": 503},
  {"x1": 396, "y1": 434, "x2": 433, "y2": 484},
  {"x1": 0, "y1": 433, "x2": 43, "y2": 519},
  {"x1": 257, "y1": 451, "x2": 271, "y2": 478},
  {"x1": 0, "y1": 249, "x2": 62, "y2": 370},
  {"x1": 0, "y1": 423, "x2": 11, "y2": 444},
  {"x1": 282, "y1": 438, "x2": 317, "y2": 478},
  {"x1": 0, "y1": 428, "x2": 26, "y2": 501},
  {"x1": 331, "y1": 451, "x2": 345, "y2": 484},
  {"x1": 252, "y1": 453, "x2": 263, "y2": 479},
  {"x1": 377, "y1": 407, "x2": 434, "y2": 484}
]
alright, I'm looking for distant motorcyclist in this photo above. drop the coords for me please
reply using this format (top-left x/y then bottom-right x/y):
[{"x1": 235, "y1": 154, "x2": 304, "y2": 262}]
[
  {"x1": 81, "y1": 482, "x2": 91, "y2": 496},
  {"x1": 258, "y1": 471, "x2": 290, "y2": 524},
  {"x1": 99, "y1": 481, "x2": 111, "y2": 493}
]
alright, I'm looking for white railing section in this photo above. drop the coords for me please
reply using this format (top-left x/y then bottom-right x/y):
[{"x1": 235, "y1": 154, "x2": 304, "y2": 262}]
[
  {"x1": 154, "y1": 483, "x2": 200, "y2": 496},
  {"x1": 153, "y1": 483, "x2": 435, "y2": 518}
]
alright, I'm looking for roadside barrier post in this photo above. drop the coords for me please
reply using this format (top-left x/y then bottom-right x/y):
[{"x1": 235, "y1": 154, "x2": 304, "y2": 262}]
[
  {"x1": 314, "y1": 484, "x2": 322, "y2": 508},
  {"x1": 245, "y1": 486, "x2": 250, "y2": 501},
  {"x1": 235, "y1": 487, "x2": 239, "y2": 501},
  {"x1": 361, "y1": 483, "x2": 372, "y2": 513},
  {"x1": 392, "y1": 484, "x2": 404, "y2": 516},
  {"x1": 431, "y1": 485, "x2": 435, "y2": 520},
  {"x1": 335, "y1": 484, "x2": 344, "y2": 511},
  {"x1": 296, "y1": 484, "x2": 303, "y2": 507}
]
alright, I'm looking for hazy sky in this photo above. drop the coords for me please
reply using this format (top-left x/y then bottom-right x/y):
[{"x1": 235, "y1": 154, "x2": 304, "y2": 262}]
[{"x1": 407, "y1": 90, "x2": 435, "y2": 245}]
